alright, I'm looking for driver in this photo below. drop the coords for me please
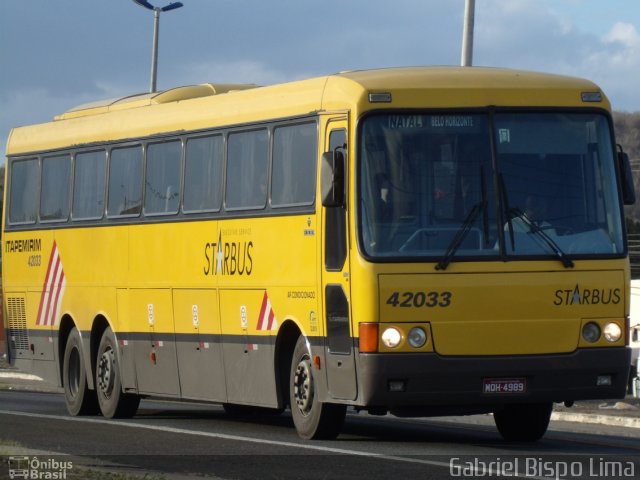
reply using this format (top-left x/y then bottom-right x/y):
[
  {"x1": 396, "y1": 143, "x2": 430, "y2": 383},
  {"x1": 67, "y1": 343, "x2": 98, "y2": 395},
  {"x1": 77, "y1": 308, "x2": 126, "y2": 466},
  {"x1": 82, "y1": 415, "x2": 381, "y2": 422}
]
[{"x1": 511, "y1": 194, "x2": 554, "y2": 234}]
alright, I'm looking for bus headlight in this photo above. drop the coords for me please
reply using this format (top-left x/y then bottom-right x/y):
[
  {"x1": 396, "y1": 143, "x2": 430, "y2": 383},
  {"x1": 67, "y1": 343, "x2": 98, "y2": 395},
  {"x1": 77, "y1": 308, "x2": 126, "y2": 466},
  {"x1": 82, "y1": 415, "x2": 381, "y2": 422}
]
[
  {"x1": 603, "y1": 322, "x2": 622, "y2": 343},
  {"x1": 582, "y1": 322, "x2": 601, "y2": 343},
  {"x1": 381, "y1": 327, "x2": 402, "y2": 348},
  {"x1": 407, "y1": 327, "x2": 427, "y2": 348}
]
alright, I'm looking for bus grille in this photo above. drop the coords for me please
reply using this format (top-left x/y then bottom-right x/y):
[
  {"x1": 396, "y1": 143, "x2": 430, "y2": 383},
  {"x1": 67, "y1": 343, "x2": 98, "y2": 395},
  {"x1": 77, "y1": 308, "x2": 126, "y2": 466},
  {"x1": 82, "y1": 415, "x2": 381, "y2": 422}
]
[{"x1": 6, "y1": 296, "x2": 29, "y2": 351}]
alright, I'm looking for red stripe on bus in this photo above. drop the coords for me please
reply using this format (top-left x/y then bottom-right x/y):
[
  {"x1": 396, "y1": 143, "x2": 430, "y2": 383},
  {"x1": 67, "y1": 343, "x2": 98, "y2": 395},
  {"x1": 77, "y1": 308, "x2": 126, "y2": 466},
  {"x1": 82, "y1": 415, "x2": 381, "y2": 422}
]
[
  {"x1": 36, "y1": 242, "x2": 58, "y2": 326},
  {"x1": 50, "y1": 266, "x2": 65, "y2": 327},
  {"x1": 42, "y1": 252, "x2": 62, "y2": 326},
  {"x1": 266, "y1": 308, "x2": 275, "y2": 330},
  {"x1": 257, "y1": 292, "x2": 268, "y2": 330}
]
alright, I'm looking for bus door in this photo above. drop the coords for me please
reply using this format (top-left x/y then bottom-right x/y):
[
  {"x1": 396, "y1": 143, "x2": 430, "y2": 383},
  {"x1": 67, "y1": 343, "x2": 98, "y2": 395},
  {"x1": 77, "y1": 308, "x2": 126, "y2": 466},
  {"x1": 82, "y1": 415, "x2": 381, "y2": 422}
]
[{"x1": 322, "y1": 121, "x2": 357, "y2": 401}]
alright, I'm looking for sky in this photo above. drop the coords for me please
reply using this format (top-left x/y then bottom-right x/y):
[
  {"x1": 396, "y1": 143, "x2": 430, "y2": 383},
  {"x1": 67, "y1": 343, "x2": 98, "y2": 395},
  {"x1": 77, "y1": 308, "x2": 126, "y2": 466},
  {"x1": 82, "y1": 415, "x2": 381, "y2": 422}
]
[{"x1": 1, "y1": 0, "x2": 639, "y2": 157}]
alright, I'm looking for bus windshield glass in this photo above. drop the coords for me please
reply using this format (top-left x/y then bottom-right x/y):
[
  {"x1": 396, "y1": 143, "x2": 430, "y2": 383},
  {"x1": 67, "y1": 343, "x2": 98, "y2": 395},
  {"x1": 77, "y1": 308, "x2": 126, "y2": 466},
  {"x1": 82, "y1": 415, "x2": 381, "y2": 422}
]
[{"x1": 358, "y1": 112, "x2": 624, "y2": 262}]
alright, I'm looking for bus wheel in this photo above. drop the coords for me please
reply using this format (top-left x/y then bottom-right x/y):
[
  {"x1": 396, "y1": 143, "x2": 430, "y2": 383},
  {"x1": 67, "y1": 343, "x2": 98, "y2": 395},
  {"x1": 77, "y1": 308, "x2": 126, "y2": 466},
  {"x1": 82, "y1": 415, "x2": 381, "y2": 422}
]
[
  {"x1": 96, "y1": 327, "x2": 140, "y2": 419},
  {"x1": 289, "y1": 336, "x2": 346, "y2": 439},
  {"x1": 493, "y1": 402, "x2": 553, "y2": 442},
  {"x1": 63, "y1": 328, "x2": 98, "y2": 416}
]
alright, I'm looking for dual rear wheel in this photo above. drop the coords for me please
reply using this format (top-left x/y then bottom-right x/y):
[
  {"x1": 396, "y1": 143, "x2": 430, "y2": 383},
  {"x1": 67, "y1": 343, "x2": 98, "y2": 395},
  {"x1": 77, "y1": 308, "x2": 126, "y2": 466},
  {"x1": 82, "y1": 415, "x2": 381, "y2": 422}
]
[
  {"x1": 62, "y1": 328, "x2": 98, "y2": 416},
  {"x1": 63, "y1": 326, "x2": 139, "y2": 418}
]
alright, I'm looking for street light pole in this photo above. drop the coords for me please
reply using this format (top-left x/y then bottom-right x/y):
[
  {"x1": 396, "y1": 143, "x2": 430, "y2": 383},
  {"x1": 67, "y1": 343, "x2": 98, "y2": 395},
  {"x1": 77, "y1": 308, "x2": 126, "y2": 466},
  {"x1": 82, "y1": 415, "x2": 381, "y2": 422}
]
[
  {"x1": 461, "y1": 0, "x2": 475, "y2": 67},
  {"x1": 132, "y1": 0, "x2": 184, "y2": 93},
  {"x1": 150, "y1": 7, "x2": 161, "y2": 93}
]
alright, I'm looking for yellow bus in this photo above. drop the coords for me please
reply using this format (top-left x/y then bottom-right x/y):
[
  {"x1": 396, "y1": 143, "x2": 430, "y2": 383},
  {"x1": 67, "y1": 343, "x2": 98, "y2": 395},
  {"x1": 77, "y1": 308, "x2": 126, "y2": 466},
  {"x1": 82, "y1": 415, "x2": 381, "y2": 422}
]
[{"x1": 3, "y1": 67, "x2": 636, "y2": 442}]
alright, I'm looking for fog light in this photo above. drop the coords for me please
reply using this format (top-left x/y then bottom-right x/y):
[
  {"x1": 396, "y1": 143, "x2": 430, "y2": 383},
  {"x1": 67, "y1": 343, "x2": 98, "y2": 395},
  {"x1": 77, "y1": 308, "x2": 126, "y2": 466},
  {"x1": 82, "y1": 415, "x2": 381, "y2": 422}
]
[
  {"x1": 603, "y1": 322, "x2": 622, "y2": 343},
  {"x1": 582, "y1": 322, "x2": 601, "y2": 343},
  {"x1": 381, "y1": 327, "x2": 402, "y2": 348},
  {"x1": 407, "y1": 327, "x2": 427, "y2": 348},
  {"x1": 597, "y1": 375, "x2": 612, "y2": 386}
]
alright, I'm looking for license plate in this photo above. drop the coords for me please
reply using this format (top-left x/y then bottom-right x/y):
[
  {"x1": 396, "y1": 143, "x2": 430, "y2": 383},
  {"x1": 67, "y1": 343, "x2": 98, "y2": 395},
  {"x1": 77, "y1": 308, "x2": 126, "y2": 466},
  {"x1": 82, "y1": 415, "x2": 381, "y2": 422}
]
[{"x1": 483, "y1": 377, "x2": 527, "y2": 394}]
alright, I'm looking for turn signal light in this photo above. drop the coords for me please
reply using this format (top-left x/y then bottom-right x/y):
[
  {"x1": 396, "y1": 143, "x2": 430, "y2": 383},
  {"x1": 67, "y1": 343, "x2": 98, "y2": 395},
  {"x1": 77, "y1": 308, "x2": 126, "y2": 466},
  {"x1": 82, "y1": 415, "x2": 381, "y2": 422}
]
[{"x1": 359, "y1": 323, "x2": 379, "y2": 353}]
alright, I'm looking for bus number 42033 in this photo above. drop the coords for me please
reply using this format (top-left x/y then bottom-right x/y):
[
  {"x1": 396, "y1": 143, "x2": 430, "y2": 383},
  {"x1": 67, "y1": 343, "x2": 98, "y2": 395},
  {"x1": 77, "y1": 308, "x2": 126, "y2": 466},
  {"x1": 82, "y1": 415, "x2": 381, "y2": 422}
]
[{"x1": 386, "y1": 291, "x2": 452, "y2": 308}]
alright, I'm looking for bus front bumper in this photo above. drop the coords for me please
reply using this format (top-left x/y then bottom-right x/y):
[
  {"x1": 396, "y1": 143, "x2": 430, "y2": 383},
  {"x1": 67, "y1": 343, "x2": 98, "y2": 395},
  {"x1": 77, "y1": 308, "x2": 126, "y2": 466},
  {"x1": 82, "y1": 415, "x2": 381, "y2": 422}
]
[{"x1": 355, "y1": 347, "x2": 631, "y2": 412}]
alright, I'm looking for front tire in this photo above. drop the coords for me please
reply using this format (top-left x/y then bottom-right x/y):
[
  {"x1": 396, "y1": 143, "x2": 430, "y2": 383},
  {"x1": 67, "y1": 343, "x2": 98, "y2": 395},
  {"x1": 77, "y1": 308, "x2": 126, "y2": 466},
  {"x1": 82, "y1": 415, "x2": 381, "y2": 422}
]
[
  {"x1": 289, "y1": 335, "x2": 346, "y2": 439},
  {"x1": 95, "y1": 327, "x2": 140, "y2": 418},
  {"x1": 62, "y1": 328, "x2": 98, "y2": 416},
  {"x1": 494, "y1": 402, "x2": 553, "y2": 442}
]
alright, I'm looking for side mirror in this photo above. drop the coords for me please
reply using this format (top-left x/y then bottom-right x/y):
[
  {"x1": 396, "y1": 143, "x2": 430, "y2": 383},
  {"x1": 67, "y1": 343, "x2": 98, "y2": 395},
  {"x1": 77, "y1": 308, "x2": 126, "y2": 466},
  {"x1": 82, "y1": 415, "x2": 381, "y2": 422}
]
[
  {"x1": 321, "y1": 149, "x2": 345, "y2": 207},
  {"x1": 618, "y1": 146, "x2": 636, "y2": 205}
]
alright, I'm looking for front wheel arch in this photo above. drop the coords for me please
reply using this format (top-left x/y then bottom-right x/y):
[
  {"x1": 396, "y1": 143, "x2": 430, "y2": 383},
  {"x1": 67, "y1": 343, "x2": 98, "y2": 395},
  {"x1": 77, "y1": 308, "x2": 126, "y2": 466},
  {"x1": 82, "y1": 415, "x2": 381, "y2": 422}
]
[{"x1": 274, "y1": 319, "x2": 302, "y2": 409}]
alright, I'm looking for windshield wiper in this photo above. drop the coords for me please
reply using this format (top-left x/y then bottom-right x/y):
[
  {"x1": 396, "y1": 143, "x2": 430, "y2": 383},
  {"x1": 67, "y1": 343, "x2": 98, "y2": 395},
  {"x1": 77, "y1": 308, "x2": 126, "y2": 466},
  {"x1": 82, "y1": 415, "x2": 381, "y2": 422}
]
[
  {"x1": 506, "y1": 207, "x2": 575, "y2": 268},
  {"x1": 497, "y1": 173, "x2": 573, "y2": 268},
  {"x1": 498, "y1": 174, "x2": 516, "y2": 251},
  {"x1": 436, "y1": 199, "x2": 487, "y2": 271},
  {"x1": 436, "y1": 166, "x2": 488, "y2": 271}
]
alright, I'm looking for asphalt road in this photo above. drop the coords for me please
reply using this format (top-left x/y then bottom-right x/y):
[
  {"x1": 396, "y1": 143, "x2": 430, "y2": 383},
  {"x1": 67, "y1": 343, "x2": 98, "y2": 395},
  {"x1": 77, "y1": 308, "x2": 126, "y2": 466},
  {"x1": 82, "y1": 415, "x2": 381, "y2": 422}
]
[{"x1": 0, "y1": 390, "x2": 639, "y2": 480}]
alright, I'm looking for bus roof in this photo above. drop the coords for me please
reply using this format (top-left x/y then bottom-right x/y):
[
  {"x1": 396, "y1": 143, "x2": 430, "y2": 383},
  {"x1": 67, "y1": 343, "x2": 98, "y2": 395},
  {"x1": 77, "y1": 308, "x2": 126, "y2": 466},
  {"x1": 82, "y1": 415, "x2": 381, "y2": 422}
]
[
  {"x1": 6, "y1": 66, "x2": 608, "y2": 156},
  {"x1": 55, "y1": 83, "x2": 259, "y2": 120}
]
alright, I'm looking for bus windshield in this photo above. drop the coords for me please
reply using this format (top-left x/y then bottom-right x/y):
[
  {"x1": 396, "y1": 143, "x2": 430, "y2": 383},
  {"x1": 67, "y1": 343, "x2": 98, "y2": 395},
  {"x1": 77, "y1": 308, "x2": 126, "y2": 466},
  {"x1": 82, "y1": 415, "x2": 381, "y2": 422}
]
[{"x1": 358, "y1": 112, "x2": 624, "y2": 263}]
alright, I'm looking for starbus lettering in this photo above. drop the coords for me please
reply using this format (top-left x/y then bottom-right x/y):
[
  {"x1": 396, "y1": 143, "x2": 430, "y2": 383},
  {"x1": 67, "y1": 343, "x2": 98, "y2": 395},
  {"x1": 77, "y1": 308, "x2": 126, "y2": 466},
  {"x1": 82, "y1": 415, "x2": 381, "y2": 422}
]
[
  {"x1": 203, "y1": 232, "x2": 253, "y2": 276},
  {"x1": 553, "y1": 285, "x2": 621, "y2": 306}
]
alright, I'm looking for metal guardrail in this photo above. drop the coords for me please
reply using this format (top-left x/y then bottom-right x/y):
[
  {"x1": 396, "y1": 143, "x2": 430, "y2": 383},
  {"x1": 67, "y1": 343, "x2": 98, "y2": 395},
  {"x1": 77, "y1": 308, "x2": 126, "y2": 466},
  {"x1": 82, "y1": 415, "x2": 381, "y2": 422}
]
[{"x1": 629, "y1": 234, "x2": 640, "y2": 279}]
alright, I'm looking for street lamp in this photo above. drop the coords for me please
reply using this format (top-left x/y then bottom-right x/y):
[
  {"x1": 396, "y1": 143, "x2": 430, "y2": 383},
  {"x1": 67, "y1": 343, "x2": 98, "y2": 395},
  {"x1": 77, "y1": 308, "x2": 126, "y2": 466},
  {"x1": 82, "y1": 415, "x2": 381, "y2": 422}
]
[
  {"x1": 132, "y1": 0, "x2": 184, "y2": 93},
  {"x1": 460, "y1": 0, "x2": 475, "y2": 67}
]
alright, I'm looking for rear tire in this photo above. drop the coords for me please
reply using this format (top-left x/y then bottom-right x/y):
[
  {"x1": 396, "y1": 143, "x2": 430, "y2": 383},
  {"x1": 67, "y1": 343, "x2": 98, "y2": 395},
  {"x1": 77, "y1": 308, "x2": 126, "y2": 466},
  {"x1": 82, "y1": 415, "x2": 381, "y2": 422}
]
[
  {"x1": 62, "y1": 328, "x2": 98, "y2": 416},
  {"x1": 95, "y1": 327, "x2": 140, "y2": 418},
  {"x1": 494, "y1": 402, "x2": 553, "y2": 442},
  {"x1": 289, "y1": 335, "x2": 346, "y2": 439}
]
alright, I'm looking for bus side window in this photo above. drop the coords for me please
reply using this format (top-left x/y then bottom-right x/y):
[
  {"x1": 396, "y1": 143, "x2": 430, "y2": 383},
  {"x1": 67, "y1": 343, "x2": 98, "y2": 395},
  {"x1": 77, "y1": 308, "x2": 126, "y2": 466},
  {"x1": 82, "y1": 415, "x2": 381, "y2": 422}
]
[
  {"x1": 272, "y1": 123, "x2": 317, "y2": 207},
  {"x1": 144, "y1": 140, "x2": 182, "y2": 215},
  {"x1": 40, "y1": 155, "x2": 71, "y2": 222},
  {"x1": 325, "y1": 128, "x2": 347, "y2": 271},
  {"x1": 73, "y1": 150, "x2": 106, "y2": 220},
  {"x1": 184, "y1": 135, "x2": 223, "y2": 213},
  {"x1": 8, "y1": 158, "x2": 39, "y2": 224},
  {"x1": 226, "y1": 129, "x2": 268, "y2": 210},
  {"x1": 108, "y1": 146, "x2": 143, "y2": 217}
]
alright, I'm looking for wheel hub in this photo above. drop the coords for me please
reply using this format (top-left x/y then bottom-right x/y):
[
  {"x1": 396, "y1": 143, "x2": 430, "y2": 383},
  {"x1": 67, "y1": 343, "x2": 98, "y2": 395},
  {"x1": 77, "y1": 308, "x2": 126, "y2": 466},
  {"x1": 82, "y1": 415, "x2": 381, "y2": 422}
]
[
  {"x1": 97, "y1": 347, "x2": 115, "y2": 398},
  {"x1": 293, "y1": 358, "x2": 313, "y2": 415}
]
